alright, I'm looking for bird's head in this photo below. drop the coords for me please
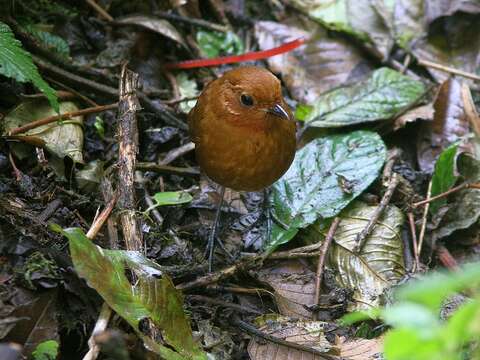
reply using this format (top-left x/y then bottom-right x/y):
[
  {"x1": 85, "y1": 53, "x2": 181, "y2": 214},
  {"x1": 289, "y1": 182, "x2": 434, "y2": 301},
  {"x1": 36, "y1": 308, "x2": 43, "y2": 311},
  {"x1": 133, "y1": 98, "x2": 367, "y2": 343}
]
[{"x1": 218, "y1": 67, "x2": 294, "y2": 129}]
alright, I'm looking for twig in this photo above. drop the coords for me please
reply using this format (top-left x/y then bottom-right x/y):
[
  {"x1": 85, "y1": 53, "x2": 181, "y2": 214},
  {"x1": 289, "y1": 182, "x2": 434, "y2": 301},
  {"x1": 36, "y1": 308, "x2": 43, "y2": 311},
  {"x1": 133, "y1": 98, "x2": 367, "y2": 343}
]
[
  {"x1": 407, "y1": 212, "x2": 420, "y2": 271},
  {"x1": 418, "y1": 58, "x2": 480, "y2": 82},
  {"x1": 32, "y1": 55, "x2": 187, "y2": 130},
  {"x1": 436, "y1": 245, "x2": 459, "y2": 270},
  {"x1": 8, "y1": 103, "x2": 117, "y2": 135},
  {"x1": 85, "y1": 0, "x2": 114, "y2": 22},
  {"x1": 164, "y1": 95, "x2": 199, "y2": 105},
  {"x1": 412, "y1": 182, "x2": 480, "y2": 208},
  {"x1": 136, "y1": 162, "x2": 199, "y2": 176},
  {"x1": 461, "y1": 83, "x2": 480, "y2": 136},
  {"x1": 117, "y1": 65, "x2": 143, "y2": 252},
  {"x1": 354, "y1": 173, "x2": 400, "y2": 252},
  {"x1": 417, "y1": 180, "x2": 432, "y2": 260},
  {"x1": 155, "y1": 11, "x2": 228, "y2": 32},
  {"x1": 314, "y1": 217, "x2": 341, "y2": 317},
  {"x1": 159, "y1": 142, "x2": 195, "y2": 165},
  {"x1": 233, "y1": 318, "x2": 338, "y2": 359},
  {"x1": 188, "y1": 295, "x2": 262, "y2": 315},
  {"x1": 86, "y1": 193, "x2": 118, "y2": 239},
  {"x1": 83, "y1": 303, "x2": 112, "y2": 360},
  {"x1": 44, "y1": 75, "x2": 98, "y2": 107}
]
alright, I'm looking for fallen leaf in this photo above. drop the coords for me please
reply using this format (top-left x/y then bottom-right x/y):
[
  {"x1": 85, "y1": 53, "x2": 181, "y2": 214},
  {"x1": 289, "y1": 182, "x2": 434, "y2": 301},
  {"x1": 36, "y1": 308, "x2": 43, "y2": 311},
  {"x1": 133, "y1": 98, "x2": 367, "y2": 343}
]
[
  {"x1": 248, "y1": 315, "x2": 332, "y2": 360},
  {"x1": 303, "y1": 68, "x2": 426, "y2": 128},
  {"x1": 255, "y1": 20, "x2": 372, "y2": 104},
  {"x1": 116, "y1": 15, "x2": 187, "y2": 48},
  {"x1": 393, "y1": 103, "x2": 434, "y2": 131},
  {"x1": 267, "y1": 131, "x2": 386, "y2": 251}
]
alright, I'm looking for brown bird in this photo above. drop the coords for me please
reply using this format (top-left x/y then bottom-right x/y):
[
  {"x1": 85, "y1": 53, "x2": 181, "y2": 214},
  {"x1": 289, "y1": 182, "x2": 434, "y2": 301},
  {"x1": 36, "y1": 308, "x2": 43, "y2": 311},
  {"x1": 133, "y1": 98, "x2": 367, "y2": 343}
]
[{"x1": 188, "y1": 66, "x2": 296, "y2": 270}]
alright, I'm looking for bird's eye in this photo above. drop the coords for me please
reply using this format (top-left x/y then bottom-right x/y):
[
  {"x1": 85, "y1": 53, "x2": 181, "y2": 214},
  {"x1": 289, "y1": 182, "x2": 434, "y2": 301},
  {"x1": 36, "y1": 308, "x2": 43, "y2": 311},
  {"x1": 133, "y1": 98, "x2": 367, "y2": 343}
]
[{"x1": 240, "y1": 94, "x2": 254, "y2": 107}]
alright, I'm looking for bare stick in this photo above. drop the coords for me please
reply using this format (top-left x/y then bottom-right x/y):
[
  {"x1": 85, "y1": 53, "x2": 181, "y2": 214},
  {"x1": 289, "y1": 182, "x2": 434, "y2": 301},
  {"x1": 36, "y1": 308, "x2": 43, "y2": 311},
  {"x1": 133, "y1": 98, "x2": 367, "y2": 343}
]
[
  {"x1": 418, "y1": 58, "x2": 480, "y2": 82},
  {"x1": 83, "y1": 303, "x2": 112, "y2": 360},
  {"x1": 85, "y1": 0, "x2": 114, "y2": 22},
  {"x1": 436, "y1": 245, "x2": 459, "y2": 270},
  {"x1": 188, "y1": 295, "x2": 262, "y2": 315},
  {"x1": 8, "y1": 103, "x2": 117, "y2": 135},
  {"x1": 354, "y1": 173, "x2": 400, "y2": 252},
  {"x1": 159, "y1": 142, "x2": 195, "y2": 165},
  {"x1": 154, "y1": 11, "x2": 228, "y2": 32},
  {"x1": 417, "y1": 180, "x2": 432, "y2": 260},
  {"x1": 412, "y1": 182, "x2": 480, "y2": 208},
  {"x1": 117, "y1": 65, "x2": 143, "y2": 252},
  {"x1": 136, "y1": 162, "x2": 199, "y2": 176},
  {"x1": 314, "y1": 217, "x2": 341, "y2": 316},
  {"x1": 407, "y1": 212, "x2": 420, "y2": 272}
]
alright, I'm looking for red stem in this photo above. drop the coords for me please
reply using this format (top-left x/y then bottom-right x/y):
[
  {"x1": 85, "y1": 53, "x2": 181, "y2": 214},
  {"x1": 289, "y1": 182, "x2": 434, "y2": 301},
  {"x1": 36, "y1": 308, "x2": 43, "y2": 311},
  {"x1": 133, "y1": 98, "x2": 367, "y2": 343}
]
[{"x1": 165, "y1": 38, "x2": 306, "y2": 70}]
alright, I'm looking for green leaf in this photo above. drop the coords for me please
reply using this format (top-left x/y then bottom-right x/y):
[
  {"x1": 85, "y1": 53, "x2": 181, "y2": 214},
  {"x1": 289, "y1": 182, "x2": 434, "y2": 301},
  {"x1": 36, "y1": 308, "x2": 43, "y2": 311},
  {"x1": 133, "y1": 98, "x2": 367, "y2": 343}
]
[
  {"x1": 144, "y1": 191, "x2": 193, "y2": 214},
  {"x1": 303, "y1": 68, "x2": 425, "y2": 127},
  {"x1": 384, "y1": 328, "x2": 444, "y2": 360},
  {"x1": 267, "y1": 131, "x2": 386, "y2": 252},
  {"x1": 32, "y1": 340, "x2": 59, "y2": 360},
  {"x1": 176, "y1": 73, "x2": 199, "y2": 114},
  {"x1": 294, "y1": 104, "x2": 314, "y2": 121},
  {"x1": 23, "y1": 24, "x2": 70, "y2": 59},
  {"x1": 443, "y1": 298, "x2": 480, "y2": 349},
  {"x1": 0, "y1": 22, "x2": 58, "y2": 112},
  {"x1": 430, "y1": 144, "x2": 459, "y2": 214},
  {"x1": 54, "y1": 226, "x2": 206, "y2": 360},
  {"x1": 396, "y1": 262, "x2": 480, "y2": 310},
  {"x1": 196, "y1": 30, "x2": 244, "y2": 58},
  {"x1": 382, "y1": 303, "x2": 440, "y2": 336}
]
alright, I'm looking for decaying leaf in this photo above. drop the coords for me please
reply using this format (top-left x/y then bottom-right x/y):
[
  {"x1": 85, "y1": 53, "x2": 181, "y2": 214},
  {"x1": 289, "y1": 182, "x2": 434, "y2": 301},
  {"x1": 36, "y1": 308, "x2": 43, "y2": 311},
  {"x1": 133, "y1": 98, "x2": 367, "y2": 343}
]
[
  {"x1": 303, "y1": 68, "x2": 426, "y2": 128},
  {"x1": 417, "y1": 78, "x2": 469, "y2": 173},
  {"x1": 116, "y1": 15, "x2": 187, "y2": 48},
  {"x1": 308, "y1": 202, "x2": 405, "y2": 311},
  {"x1": 247, "y1": 315, "x2": 332, "y2": 360},
  {"x1": 257, "y1": 260, "x2": 316, "y2": 319},
  {"x1": 56, "y1": 226, "x2": 207, "y2": 360},
  {"x1": 255, "y1": 20, "x2": 372, "y2": 104},
  {"x1": 3, "y1": 100, "x2": 84, "y2": 163},
  {"x1": 287, "y1": 0, "x2": 393, "y2": 59},
  {"x1": 3, "y1": 289, "x2": 59, "y2": 356},
  {"x1": 335, "y1": 336, "x2": 383, "y2": 360},
  {"x1": 393, "y1": 103, "x2": 434, "y2": 131},
  {"x1": 267, "y1": 131, "x2": 386, "y2": 251}
]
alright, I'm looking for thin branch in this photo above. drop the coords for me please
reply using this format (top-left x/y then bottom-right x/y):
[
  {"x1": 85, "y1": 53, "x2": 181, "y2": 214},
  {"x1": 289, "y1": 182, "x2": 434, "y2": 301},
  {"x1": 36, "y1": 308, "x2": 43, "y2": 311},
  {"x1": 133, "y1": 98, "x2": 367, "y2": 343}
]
[
  {"x1": 154, "y1": 11, "x2": 228, "y2": 32},
  {"x1": 188, "y1": 295, "x2": 263, "y2": 315},
  {"x1": 407, "y1": 212, "x2": 420, "y2": 272},
  {"x1": 354, "y1": 173, "x2": 400, "y2": 252},
  {"x1": 85, "y1": 0, "x2": 113, "y2": 22},
  {"x1": 412, "y1": 182, "x2": 480, "y2": 208},
  {"x1": 136, "y1": 162, "x2": 199, "y2": 176},
  {"x1": 417, "y1": 180, "x2": 432, "y2": 260},
  {"x1": 8, "y1": 103, "x2": 117, "y2": 135},
  {"x1": 314, "y1": 217, "x2": 341, "y2": 316},
  {"x1": 418, "y1": 58, "x2": 480, "y2": 81},
  {"x1": 159, "y1": 141, "x2": 195, "y2": 165}
]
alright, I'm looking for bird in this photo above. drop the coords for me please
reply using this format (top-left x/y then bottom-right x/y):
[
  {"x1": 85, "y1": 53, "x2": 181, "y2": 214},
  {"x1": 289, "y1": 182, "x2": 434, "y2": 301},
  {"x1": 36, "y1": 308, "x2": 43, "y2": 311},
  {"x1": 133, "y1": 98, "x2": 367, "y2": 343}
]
[{"x1": 188, "y1": 66, "x2": 296, "y2": 271}]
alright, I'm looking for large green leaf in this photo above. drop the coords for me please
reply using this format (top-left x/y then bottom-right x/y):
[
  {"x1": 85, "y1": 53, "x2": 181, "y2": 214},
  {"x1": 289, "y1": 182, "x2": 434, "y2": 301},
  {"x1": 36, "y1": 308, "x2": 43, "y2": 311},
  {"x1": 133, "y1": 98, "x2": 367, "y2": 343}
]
[
  {"x1": 303, "y1": 68, "x2": 425, "y2": 127},
  {"x1": 54, "y1": 226, "x2": 206, "y2": 360},
  {"x1": 267, "y1": 131, "x2": 386, "y2": 251},
  {"x1": 0, "y1": 22, "x2": 58, "y2": 112}
]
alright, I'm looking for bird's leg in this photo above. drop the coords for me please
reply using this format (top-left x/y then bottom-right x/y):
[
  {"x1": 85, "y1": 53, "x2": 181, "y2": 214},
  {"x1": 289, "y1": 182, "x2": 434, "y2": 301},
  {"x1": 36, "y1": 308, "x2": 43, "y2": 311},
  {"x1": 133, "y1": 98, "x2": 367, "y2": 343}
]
[
  {"x1": 264, "y1": 188, "x2": 272, "y2": 243},
  {"x1": 207, "y1": 186, "x2": 226, "y2": 272}
]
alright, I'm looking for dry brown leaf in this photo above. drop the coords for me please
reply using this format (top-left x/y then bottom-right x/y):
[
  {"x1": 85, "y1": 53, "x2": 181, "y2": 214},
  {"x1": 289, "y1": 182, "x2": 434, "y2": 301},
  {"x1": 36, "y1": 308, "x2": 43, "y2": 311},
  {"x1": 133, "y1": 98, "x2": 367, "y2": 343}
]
[
  {"x1": 461, "y1": 83, "x2": 480, "y2": 136},
  {"x1": 393, "y1": 103, "x2": 434, "y2": 130},
  {"x1": 257, "y1": 260, "x2": 315, "y2": 319},
  {"x1": 334, "y1": 336, "x2": 383, "y2": 360},
  {"x1": 247, "y1": 316, "x2": 333, "y2": 360},
  {"x1": 417, "y1": 78, "x2": 469, "y2": 173},
  {"x1": 255, "y1": 21, "x2": 372, "y2": 104}
]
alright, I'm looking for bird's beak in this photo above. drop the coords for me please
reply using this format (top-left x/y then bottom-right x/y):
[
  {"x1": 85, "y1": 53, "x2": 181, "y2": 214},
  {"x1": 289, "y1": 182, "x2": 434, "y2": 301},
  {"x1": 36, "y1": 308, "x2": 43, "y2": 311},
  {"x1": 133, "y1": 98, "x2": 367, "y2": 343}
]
[{"x1": 267, "y1": 103, "x2": 291, "y2": 121}]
